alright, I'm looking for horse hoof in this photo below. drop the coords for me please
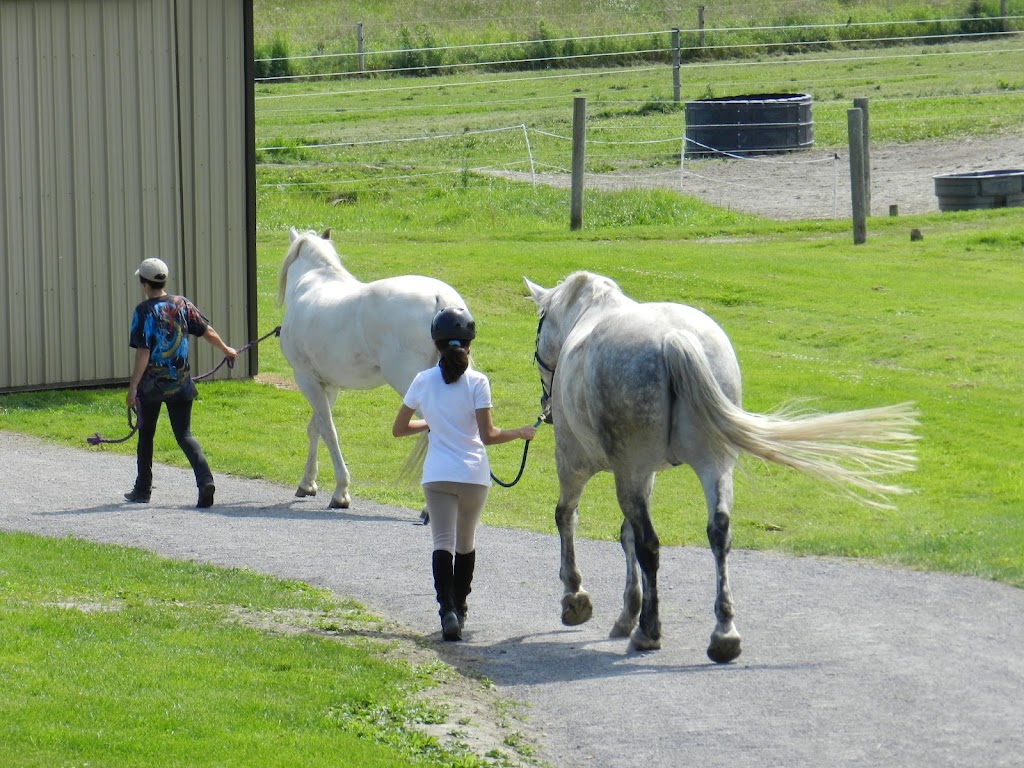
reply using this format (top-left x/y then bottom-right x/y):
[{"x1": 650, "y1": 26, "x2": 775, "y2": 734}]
[
  {"x1": 629, "y1": 627, "x2": 662, "y2": 652},
  {"x1": 609, "y1": 616, "x2": 638, "y2": 638},
  {"x1": 328, "y1": 496, "x2": 350, "y2": 509},
  {"x1": 295, "y1": 485, "x2": 317, "y2": 498},
  {"x1": 707, "y1": 630, "x2": 742, "y2": 664},
  {"x1": 561, "y1": 591, "x2": 593, "y2": 626}
]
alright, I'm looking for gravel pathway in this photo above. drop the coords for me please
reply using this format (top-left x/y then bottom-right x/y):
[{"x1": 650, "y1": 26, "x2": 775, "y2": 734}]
[{"x1": 2, "y1": 430, "x2": 1022, "y2": 767}]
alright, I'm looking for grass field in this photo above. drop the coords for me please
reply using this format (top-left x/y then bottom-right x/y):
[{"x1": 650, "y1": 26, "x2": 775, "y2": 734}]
[
  {"x1": 253, "y1": 0, "x2": 1023, "y2": 74},
  {"x1": 254, "y1": 36, "x2": 1024, "y2": 203},
  {"x1": 0, "y1": 531, "x2": 533, "y2": 767}
]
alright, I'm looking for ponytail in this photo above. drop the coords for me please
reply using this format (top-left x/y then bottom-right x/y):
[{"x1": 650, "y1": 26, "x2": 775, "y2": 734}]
[{"x1": 437, "y1": 339, "x2": 470, "y2": 384}]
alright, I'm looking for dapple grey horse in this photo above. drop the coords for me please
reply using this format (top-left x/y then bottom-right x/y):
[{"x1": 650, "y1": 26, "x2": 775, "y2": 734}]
[{"x1": 525, "y1": 271, "x2": 917, "y2": 662}]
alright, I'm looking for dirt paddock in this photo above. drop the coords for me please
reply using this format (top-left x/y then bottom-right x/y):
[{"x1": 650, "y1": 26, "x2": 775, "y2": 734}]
[{"x1": 496, "y1": 135, "x2": 1024, "y2": 220}]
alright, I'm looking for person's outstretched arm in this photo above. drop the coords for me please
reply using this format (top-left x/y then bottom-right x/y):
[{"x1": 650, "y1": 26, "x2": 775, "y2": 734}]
[
  {"x1": 476, "y1": 408, "x2": 537, "y2": 445},
  {"x1": 202, "y1": 326, "x2": 237, "y2": 362}
]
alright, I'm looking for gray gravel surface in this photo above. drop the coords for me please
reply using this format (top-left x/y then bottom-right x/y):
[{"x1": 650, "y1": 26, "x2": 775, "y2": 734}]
[{"x1": 3, "y1": 430, "x2": 1022, "y2": 767}]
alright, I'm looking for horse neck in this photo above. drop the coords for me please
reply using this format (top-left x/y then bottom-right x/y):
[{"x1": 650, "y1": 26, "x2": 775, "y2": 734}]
[
  {"x1": 559, "y1": 291, "x2": 630, "y2": 343},
  {"x1": 321, "y1": 257, "x2": 358, "y2": 284},
  {"x1": 284, "y1": 242, "x2": 360, "y2": 296},
  {"x1": 280, "y1": 238, "x2": 337, "y2": 303}
]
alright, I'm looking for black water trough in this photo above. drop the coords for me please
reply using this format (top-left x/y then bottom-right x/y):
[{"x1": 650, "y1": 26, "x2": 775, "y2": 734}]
[
  {"x1": 684, "y1": 93, "x2": 814, "y2": 158},
  {"x1": 933, "y1": 170, "x2": 1024, "y2": 211}
]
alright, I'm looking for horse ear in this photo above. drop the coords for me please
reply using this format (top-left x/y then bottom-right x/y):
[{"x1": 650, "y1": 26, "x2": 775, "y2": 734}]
[
  {"x1": 320, "y1": 228, "x2": 332, "y2": 240},
  {"x1": 288, "y1": 227, "x2": 299, "y2": 243},
  {"x1": 523, "y1": 277, "x2": 547, "y2": 307}
]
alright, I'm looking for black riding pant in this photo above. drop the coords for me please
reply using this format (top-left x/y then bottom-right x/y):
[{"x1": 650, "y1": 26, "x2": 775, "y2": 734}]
[{"x1": 134, "y1": 397, "x2": 213, "y2": 492}]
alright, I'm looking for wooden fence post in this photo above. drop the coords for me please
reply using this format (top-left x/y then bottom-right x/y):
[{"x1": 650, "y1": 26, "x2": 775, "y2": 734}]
[
  {"x1": 848, "y1": 108, "x2": 867, "y2": 245},
  {"x1": 672, "y1": 28, "x2": 680, "y2": 104},
  {"x1": 357, "y1": 22, "x2": 365, "y2": 73},
  {"x1": 853, "y1": 97, "x2": 871, "y2": 215},
  {"x1": 570, "y1": 97, "x2": 586, "y2": 231},
  {"x1": 698, "y1": 6, "x2": 706, "y2": 48}
]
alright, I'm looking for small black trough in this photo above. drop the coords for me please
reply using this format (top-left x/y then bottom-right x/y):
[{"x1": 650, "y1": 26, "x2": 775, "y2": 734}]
[
  {"x1": 684, "y1": 93, "x2": 813, "y2": 158},
  {"x1": 933, "y1": 170, "x2": 1024, "y2": 211}
]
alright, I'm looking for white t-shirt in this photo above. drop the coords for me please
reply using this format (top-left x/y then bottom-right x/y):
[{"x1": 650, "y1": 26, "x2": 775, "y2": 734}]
[{"x1": 403, "y1": 365, "x2": 493, "y2": 486}]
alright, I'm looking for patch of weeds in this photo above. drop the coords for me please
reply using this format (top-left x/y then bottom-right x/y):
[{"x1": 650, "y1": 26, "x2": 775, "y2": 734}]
[
  {"x1": 503, "y1": 732, "x2": 534, "y2": 757},
  {"x1": 256, "y1": 137, "x2": 318, "y2": 163},
  {"x1": 629, "y1": 99, "x2": 681, "y2": 117},
  {"x1": 327, "y1": 697, "x2": 458, "y2": 761}
]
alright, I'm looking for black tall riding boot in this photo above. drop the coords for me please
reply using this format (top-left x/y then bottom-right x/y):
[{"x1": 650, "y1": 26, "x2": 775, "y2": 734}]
[
  {"x1": 431, "y1": 550, "x2": 461, "y2": 641},
  {"x1": 453, "y1": 550, "x2": 476, "y2": 630}
]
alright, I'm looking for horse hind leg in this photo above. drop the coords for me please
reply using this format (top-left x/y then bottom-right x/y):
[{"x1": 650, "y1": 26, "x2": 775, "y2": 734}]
[
  {"x1": 616, "y1": 475, "x2": 661, "y2": 651},
  {"x1": 295, "y1": 414, "x2": 319, "y2": 498},
  {"x1": 610, "y1": 519, "x2": 642, "y2": 638},
  {"x1": 702, "y1": 468, "x2": 742, "y2": 663}
]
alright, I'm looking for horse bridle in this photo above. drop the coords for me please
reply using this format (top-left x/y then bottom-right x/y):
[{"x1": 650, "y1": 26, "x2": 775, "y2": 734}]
[{"x1": 534, "y1": 313, "x2": 555, "y2": 425}]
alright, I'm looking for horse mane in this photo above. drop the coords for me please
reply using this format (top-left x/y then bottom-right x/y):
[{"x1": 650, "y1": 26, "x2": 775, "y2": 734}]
[
  {"x1": 544, "y1": 271, "x2": 623, "y2": 316},
  {"x1": 276, "y1": 231, "x2": 354, "y2": 306}
]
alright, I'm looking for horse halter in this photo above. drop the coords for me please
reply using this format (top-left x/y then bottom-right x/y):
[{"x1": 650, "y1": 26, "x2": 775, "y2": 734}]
[{"x1": 534, "y1": 313, "x2": 555, "y2": 425}]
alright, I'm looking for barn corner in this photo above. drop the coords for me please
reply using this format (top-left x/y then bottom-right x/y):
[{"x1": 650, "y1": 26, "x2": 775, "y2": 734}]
[{"x1": 0, "y1": 0, "x2": 257, "y2": 393}]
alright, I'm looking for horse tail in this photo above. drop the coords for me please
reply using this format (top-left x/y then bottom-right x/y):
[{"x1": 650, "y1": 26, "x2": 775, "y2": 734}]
[
  {"x1": 663, "y1": 330, "x2": 919, "y2": 507},
  {"x1": 276, "y1": 236, "x2": 303, "y2": 307},
  {"x1": 398, "y1": 432, "x2": 429, "y2": 485}
]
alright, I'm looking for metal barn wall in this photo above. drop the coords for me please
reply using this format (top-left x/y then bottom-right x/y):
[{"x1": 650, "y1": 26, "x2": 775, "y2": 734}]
[
  {"x1": 175, "y1": 0, "x2": 257, "y2": 384},
  {"x1": 0, "y1": 0, "x2": 255, "y2": 392}
]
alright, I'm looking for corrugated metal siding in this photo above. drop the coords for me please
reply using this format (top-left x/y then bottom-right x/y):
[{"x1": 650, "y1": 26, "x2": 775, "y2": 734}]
[
  {"x1": 176, "y1": 0, "x2": 252, "y2": 379},
  {"x1": 0, "y1": 0, "x2": 252, "y2": 392}
]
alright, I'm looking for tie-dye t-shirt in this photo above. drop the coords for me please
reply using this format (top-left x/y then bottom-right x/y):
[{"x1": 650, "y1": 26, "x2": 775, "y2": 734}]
[{"x1": 129, "y1": 295, "x2": 209, "y2": 401}]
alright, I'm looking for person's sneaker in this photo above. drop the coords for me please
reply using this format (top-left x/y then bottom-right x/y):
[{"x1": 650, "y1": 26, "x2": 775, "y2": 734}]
[
  {"x1": 197, "y1": 484, "x2": 216, "y2": 508},
  {"x1": 123, "y1": 489, "x2": 150, "y2": 503}
]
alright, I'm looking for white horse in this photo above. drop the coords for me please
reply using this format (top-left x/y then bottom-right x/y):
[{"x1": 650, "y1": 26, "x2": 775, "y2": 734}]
[
  {"x1": 525, "y1": 271, "x2": 918, "y2": 662},
  {"x1": 277, "y1": 228, "x2": 466, "y2": 508}
]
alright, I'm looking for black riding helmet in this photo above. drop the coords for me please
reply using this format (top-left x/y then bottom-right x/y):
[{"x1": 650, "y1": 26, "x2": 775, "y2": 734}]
[{"x1": 431, "y1": 306, "x2": 476, "y2": 342}]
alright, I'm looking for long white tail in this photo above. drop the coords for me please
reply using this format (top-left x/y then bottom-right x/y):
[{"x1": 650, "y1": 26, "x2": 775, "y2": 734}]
[
  {"x1": 664, "y1": 331, "x2": 919, "y2": 506},
  {"x1": 398, "y1": 432, "x2": 429, "y2": 485}
]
